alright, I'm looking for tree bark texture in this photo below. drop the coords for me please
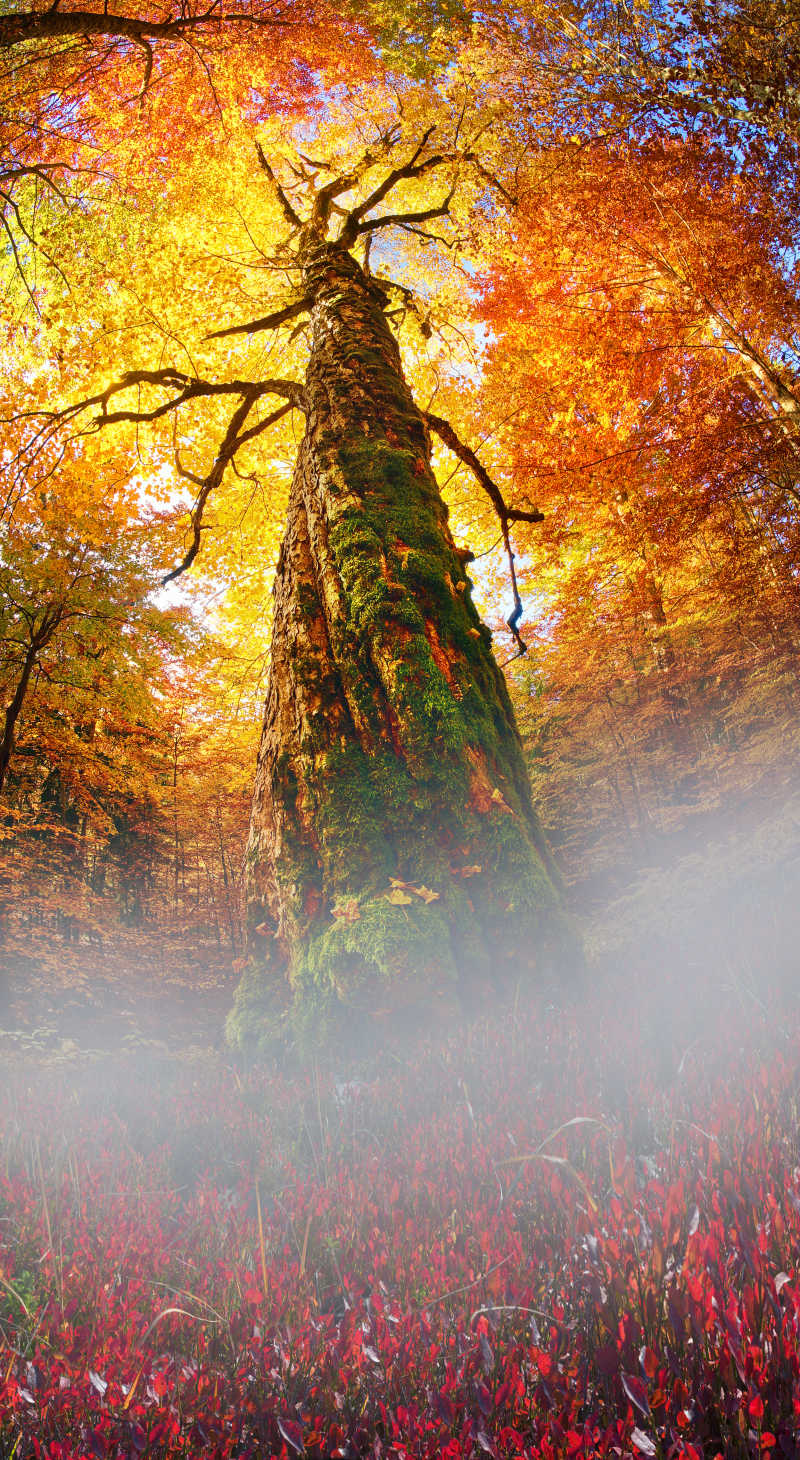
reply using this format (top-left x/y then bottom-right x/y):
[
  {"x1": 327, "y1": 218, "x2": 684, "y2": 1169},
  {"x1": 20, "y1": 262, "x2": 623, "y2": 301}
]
[{"x1": 229, "y1": 241, "x2": 574, "y2": 1048}]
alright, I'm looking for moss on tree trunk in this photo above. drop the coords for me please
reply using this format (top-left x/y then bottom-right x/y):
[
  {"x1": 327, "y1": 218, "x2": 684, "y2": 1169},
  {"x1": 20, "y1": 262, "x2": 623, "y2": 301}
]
[{"x1": 228, "y1": 241, "x2": 577, "y2": 1051}]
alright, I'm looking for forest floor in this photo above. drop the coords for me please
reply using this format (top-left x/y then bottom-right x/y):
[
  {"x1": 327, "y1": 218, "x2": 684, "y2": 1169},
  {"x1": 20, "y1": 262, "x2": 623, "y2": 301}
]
[
  {"x1": 0, "y1": 936, "x2": 237, "y2": 1061},
  {"x1": 1, "y1": 957, "x2": 799, "y2": 1458},
  {"x1": 2, "y1": 798, "x2": 800, "y2": 1457}
]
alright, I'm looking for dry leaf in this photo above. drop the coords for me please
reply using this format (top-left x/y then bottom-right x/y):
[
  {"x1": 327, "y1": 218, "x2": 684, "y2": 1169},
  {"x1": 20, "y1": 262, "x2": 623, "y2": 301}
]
[{"x1": 490, "y1": 787, "x2": 512, "y2": 812}]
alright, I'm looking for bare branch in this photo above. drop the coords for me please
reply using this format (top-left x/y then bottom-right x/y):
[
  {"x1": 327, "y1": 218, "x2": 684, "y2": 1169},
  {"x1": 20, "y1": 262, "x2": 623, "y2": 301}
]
[
  {"x1": 355, "y1": 194, "x2": 453, "y2": 237},
  {"x1": 6, "y1": 369, "x2": 306, "y2": 491},
  {"x1": 309, "y1": 123, "x2": 403, "y2": 230},
  {"x1": 0, "y1": 189, "x2": 38, "y2": 308},
  {"x1": 255, "y1": 142, "x2": 302, "y2": 231},
  {"x1": 461, "y1": 154, "x2": 518, "y2": 207},
  {"x1": 86, "y1": 368, "x2": 305, "y2": 426},
  {"x1": 295, "y1": 150, "x2": 337, "y2": 172},
  {"x1": 132, "y1": 36, "x2": 154, "y2": 102},
  {"x1": 336, "y1": 134, "x2": 514, "y2": 249},
  {"x1": 163, "y1": 395, "x2": 297, "y2": 583},
  {"x1": 424, "y1": 411, "x2": 545, "y2": 657},
  {"x1": 205, "y1": 293, "x2": 312, "y2": 341},
  {"x1": 395, "y1": 223, "x2": 454, "y2": 248},
  {"x1": 424, "y1": 412, "x2": 544, "y2": 528},
  {"x1": 235, "y1": 397, "x2": 293, "y2": 447},
  {"x1": 339, "y1": 128, "x2": 449, "y2": 247}
]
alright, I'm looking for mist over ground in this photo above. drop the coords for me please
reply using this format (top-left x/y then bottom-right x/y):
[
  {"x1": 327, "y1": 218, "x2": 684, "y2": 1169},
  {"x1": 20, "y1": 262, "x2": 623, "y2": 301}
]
[{"x1": 2, "y1": 785, "x2": 799, "y2": 1457}]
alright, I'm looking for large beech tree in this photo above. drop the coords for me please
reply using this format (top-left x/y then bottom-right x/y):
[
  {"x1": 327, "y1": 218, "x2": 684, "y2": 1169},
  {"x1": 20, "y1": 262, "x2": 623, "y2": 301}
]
[
  {"x1": 215, "y1": 137, "x2": 575, "y2": 1044},
  {"x1": 12, "y1": 115, "x2": 577, "y2": 1045},
  {"x1": 11, "y1": 0, "x2": 798, "y2": 1042}
]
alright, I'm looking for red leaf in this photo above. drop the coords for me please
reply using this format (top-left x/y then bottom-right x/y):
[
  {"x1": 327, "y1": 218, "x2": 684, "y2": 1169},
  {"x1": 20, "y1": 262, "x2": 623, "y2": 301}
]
[
  {"x1": 621, "y1": 1371, "x2": 652, "y2": 1419},
  {"x1": 277, "y1": 1417, "x2": 305, "y2": 1454},
  {"x1": 748, "y1": 1394, "x2": 765, "y2": 1422}
]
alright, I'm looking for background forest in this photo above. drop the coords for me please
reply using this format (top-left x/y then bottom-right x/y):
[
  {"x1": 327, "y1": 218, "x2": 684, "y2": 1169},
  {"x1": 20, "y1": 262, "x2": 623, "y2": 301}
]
[{"x1": 0, "y1": 0, "x2": 798, "y2": 1022}]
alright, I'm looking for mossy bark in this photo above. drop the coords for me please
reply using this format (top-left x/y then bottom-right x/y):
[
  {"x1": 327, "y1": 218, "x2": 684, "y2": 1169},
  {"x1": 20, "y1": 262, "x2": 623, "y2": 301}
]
[{"x1": 228, "y1": 241, "x2": 577, "y2": 1051}]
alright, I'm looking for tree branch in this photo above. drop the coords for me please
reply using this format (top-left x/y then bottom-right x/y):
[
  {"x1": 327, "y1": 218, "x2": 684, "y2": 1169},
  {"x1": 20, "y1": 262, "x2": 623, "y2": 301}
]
[
  {"x1": 255, "y1": 142, "x2": 302, "y2": 231},
  {"x1": 0, "y1": 602, "x2": 65, "y2": 795},
  {"x1": 336, "y1": 135, "x2": 516, "y2": 250},
  {"x1": 163, "y1": 394, "x2": 296, "y2": 583},
  {"x1": 461, "y1": 154, "x2": 518, "y2": 208},
  {"x1": 8, "y1": 370, "x2": 306, "y2": 495},
  {"x1": 205, "y1": 294, "x2": 311, "y2": 341},
  {"x1": 132, "y1": 35, "x2": 154, "y2": 102},
  {"x1": 339, "y1": 129, "x2": 450, "y2": 247},
  {"x1": 81, "y1": 369, "x2": 305, "y2": 427},
  {"x1": 0, "y1": 4, "x2": 288, "y2": 49},
  {"x1": 424, "y1": 411, "x2": 544, "y2": 658},
  {"x1": 309, "y1": 123, "x2": 402, "y2": 230},
  {"x1": 424, "y1": 412, "x2": 544, "y2": 528},
  {"x1": 355, "y1": 195, "x2": 454, "y2": 237}
]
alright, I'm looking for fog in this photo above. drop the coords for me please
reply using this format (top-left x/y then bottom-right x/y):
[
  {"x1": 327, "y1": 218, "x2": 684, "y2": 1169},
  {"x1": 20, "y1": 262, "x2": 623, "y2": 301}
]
[{"x1": 2, "y1": 789, "x2": 799, "y2": 1458}]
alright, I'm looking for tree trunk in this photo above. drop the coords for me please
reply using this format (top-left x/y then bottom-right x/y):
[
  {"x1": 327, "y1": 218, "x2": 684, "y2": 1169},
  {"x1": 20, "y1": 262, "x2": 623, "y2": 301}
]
[
  {"x1": 0, "y1": 606, "x2": 62, "y2": 795},
  {"x1": 229, "y1": 240, "x2": 576, "y2": 1049},
  {"x1": 0, "y1": 640, "x2": 38, "y2": 795}
]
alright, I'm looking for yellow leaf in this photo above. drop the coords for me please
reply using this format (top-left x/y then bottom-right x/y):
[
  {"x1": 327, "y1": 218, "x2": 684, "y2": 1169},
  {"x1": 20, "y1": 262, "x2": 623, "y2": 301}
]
[
  {"x1": 414, "y1": 885, "x2": 439, "y2": 903},
  {"x1": 491, "y1": 787, "x2": 512, "y2": 811},
  {"x1": 385, "y1": 887, "x2": 414, "y2": 905}
]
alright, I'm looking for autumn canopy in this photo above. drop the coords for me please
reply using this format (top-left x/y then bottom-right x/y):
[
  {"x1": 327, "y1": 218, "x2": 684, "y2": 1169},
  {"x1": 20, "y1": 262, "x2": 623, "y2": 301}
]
[{"x1": 0, "y1": 0, "x2": 798, "y2": 1045}]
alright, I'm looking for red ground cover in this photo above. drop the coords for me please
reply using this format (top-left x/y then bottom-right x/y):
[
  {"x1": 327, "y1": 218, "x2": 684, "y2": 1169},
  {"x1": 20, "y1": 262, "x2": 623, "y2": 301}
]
[{"x1": 1, "y1": 985, "x2": 798, "y2": 1458}]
